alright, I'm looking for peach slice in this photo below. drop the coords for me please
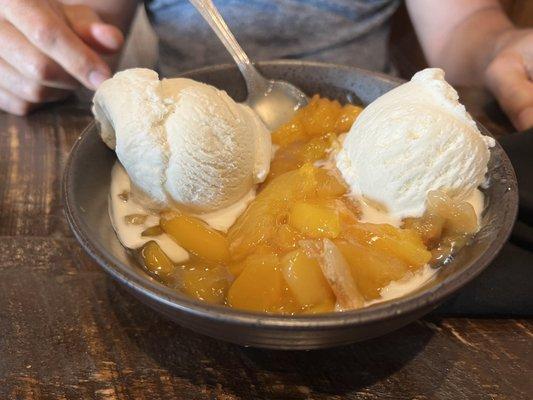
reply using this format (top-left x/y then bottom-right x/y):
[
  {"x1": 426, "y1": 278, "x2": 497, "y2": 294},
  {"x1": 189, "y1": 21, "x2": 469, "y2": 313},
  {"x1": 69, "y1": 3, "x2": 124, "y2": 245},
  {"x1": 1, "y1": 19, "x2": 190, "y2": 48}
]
[
  {"x1": 268, "y1": 132, "x2": 338, "y2": 181},
  {"x1": 227, "y1": 247, "x2": 278, "y2": 278},
  {"x1": 227, "y1": 253, "x2": 284, "y2": 312},
  {"x1": 271, "y1": 224, "x2": 303, "y2": 252},
  {"x1": 334, "y1": 104, "x2": 363, "y2": 132},
  {"x1": 403, "y1": 213, "x2": 445, "y2": 247},
  {"x1": 271, "y1": 95, "x2": 362, "y2": 147},
  {"x1": 140, "y1": 241, "x2": 175, "y2": 282},
  {"x1": 289, "y1": 201, "x2": 341, "y2": 238},
  {"x1": 281, "y1": 250, "x2": 335, "y2": 308},
  {"x1": 301, "y1": 96, "x2": 343, "y2": 137},
  {"x1": 161, "y1": 211, "x2": 230, "y2": 264},
  {"x1": 343, "y1": 223, "x2": 431, "y2": 268},
  {"x1": 178, "y1": 264, "x2": 231, "y2": 305},
  {"x1": 334, "y1": 239, "x2": 410, "y2": 299},
  {"x1": 271, "y1": 119, "x2": 306, "y2": 147}
]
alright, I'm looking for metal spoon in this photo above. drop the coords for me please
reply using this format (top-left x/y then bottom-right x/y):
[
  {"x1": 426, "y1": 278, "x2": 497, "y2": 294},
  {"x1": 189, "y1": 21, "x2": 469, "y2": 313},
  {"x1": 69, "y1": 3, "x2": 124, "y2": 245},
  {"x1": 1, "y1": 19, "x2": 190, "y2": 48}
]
[{"x1": 189, "y1": 0, "x2": 308, "y2": 130}]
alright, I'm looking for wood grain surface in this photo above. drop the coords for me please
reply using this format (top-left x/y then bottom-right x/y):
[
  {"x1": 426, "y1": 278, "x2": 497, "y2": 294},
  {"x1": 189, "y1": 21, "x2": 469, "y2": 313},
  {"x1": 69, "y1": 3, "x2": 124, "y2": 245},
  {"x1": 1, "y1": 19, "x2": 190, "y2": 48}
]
[{"x1": 0, "y1": 93, "x2": 531, "y2": 400}]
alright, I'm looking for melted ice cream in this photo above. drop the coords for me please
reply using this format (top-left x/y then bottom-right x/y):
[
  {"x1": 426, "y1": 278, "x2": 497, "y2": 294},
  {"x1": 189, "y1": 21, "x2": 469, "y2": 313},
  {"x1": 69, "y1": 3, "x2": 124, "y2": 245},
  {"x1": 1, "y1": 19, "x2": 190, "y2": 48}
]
[{"x1": 109, "y1": 162, "x2": 254, "y2": 263}]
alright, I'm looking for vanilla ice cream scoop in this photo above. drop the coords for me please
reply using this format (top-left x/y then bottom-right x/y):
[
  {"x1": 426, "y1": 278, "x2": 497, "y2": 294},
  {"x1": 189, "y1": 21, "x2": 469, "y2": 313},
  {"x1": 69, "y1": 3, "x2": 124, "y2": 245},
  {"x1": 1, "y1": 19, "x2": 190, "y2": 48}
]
[
  {"x1": 93, "y1": 68, "x2": 271, "y2": 212},
  {"x1": 336, "y1": 68, "x2": 495, "y2": 220}
]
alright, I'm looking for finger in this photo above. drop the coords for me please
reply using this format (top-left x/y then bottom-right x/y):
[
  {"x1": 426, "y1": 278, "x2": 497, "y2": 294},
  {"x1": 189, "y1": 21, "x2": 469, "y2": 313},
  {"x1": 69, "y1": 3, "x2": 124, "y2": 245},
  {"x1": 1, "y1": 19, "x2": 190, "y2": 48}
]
[
  {"x1": 63, "y1": 4, "x2": 124, "y2": 54},
  {"x1": 516, "y1": 107, "x2": 533, "y2": 130},
  {"x1": 0, "y1": 59, "x2": 71, "y2": 103},
  {"x1": 525, "y1": 53, "x2": 533, "y2": 81},
  {"x1": 2, "y1": 0, "x2": 111, "y2": 89},
  {"x1": 0, "y1": 86, "x2": 35, "y2": 116},
  {"x1": 486, "y1": 52, "x2": 533, "y2": 130},
  {"x1": 0, "y1": 20, "x2": 79, "y2": 90}
]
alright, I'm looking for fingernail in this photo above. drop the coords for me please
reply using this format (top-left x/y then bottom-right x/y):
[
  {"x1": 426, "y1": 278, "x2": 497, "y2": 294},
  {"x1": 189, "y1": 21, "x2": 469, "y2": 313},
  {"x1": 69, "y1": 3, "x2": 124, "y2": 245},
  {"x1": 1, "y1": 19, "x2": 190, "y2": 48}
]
[
  {"x1": 92, "y1": 24, "x2": 124, "y2": 50},
  {"x1": 89, "y1": 70, "x2": 109, "y2": 89}
]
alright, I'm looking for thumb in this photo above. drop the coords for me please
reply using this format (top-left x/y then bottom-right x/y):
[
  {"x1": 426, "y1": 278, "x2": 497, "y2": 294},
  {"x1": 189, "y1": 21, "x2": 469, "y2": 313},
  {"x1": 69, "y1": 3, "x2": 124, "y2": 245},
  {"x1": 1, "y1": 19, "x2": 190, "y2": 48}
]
[{"x1": 62, "y1": 4, "x2": 124, "y2": 54}]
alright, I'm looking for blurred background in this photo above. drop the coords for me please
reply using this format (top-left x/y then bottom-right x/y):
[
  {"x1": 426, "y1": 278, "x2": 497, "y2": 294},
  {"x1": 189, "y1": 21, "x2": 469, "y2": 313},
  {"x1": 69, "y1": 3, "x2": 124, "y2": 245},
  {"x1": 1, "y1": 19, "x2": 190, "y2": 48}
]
[{"x1": 119, "y1": 0, "x2": 533, "y2": 80}]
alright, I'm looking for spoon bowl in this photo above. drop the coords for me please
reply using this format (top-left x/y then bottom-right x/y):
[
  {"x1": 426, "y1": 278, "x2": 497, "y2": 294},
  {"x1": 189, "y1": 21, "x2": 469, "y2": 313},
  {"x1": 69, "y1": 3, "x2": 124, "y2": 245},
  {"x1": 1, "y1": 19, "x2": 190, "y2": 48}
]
[
  {"x1": 246, "y1": 77, "x2": 309, "y2": 130},
  {"x1": 189, "y1": 0, "x2": 308, "y2": 130}
]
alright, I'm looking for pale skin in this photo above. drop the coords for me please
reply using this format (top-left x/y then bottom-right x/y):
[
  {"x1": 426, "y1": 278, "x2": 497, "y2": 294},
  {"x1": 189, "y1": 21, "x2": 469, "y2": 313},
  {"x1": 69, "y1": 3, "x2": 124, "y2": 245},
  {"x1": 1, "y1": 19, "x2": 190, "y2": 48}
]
[
  {"x1": 0, "y1": 0, "x2": 137, "y2": 115},
  {"x1": 0, "y1": 0, "x2": 531, "y2": 130},
  {"x1": 407, "y1": 0, "x2": 533, "y2": 130}
]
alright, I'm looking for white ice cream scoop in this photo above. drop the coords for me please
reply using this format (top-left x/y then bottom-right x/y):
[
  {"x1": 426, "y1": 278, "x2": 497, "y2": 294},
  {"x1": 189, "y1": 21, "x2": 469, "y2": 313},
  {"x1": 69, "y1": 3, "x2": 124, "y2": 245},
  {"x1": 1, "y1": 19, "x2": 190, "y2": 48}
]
[
  {"x1": 336, "y1": 68, "x2": 495, "y2": 220},
  {"x1": 93, "y1": 68, "x2": 271, "y2": 213}
]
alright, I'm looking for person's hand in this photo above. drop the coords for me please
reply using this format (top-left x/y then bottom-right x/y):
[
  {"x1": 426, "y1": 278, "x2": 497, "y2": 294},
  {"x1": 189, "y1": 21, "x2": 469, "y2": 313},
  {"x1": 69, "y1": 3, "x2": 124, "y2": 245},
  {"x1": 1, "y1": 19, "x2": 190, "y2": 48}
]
[
  {"x1": 0, "y1": 0, "x2": 124, "y2": 115},
  {"x1": 485, "y1": 29, "x2": 533, "y2": 130}
]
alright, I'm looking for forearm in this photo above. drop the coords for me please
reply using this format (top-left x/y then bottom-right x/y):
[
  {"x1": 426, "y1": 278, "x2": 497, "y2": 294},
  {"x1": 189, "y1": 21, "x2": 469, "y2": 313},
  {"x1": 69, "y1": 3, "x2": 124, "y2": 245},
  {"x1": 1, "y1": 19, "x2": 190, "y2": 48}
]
[{"x1": 406, "y1": 0, "x2": 513, "y2": 85}]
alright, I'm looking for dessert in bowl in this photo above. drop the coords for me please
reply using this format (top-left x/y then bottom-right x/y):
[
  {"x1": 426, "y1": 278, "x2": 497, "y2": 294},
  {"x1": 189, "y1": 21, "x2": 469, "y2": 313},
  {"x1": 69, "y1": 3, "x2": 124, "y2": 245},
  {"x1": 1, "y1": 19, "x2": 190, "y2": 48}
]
[{"x1": 63, "y1": 61, "x2": 517, "y2": 349}]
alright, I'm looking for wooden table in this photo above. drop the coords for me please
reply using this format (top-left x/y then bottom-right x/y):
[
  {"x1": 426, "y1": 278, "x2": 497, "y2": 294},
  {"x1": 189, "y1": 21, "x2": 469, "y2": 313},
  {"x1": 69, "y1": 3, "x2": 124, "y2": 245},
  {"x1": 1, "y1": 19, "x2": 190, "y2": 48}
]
[{"x1": 0, "y1": 90, "x2": 531, "y2": 400}]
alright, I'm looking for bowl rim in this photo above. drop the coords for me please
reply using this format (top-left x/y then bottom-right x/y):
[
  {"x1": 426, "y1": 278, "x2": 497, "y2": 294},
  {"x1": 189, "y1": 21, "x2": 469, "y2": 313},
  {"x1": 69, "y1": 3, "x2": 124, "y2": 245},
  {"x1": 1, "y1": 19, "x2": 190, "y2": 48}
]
[{"x1": 63, "y1": 60, "x2": 518, "y2": 329}]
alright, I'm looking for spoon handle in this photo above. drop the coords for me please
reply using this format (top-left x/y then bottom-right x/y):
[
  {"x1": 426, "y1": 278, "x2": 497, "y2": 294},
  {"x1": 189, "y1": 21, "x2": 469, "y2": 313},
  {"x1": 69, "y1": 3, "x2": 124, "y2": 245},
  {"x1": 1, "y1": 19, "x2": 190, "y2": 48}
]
[{"x1": 189, "y1": 0, "x2": 266, "y2": 91}]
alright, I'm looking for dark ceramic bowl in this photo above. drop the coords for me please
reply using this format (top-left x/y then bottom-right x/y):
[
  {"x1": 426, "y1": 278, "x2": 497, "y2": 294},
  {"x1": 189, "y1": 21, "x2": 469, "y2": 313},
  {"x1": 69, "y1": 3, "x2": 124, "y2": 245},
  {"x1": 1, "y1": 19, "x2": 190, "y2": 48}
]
[{"x1": 63, "y1": 61, "x2": 518, "y2": 349}]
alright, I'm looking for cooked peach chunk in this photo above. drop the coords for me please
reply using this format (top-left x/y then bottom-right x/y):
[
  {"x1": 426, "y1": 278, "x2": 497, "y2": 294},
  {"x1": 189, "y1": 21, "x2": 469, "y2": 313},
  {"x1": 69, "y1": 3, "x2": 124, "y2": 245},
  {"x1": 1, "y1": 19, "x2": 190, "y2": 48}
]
[
  {"x1": 427, "y1": 191, "x2": 478, "y2": 234},
  {"x1": 228, "y1": 248, "x2": 278, "y2": 278},
  {"x1": 271, "y1": 119, "x2": 306, "y2": 147},
  {"x1": 278, "y1": 286, "x2": 302, "y2": 315},
  {"x1": 161, "y1": 212, "x2": 230, "y2": 264},
  {"x1": 403, "y1": 191, "x2": 478, "y2": 264},
  {"x1": 343, "y1": 223, "x2": 431, "y2": 268},
  {"x1": 314, "y1": 169, "x2": 347, "y2": 198},
  {"x1": 267, "y1": 145, "x2": 302, "y2": 182},
  {"x1": 268, "y1": 132, "x2": 338, "y2": 181},
  {"x1": 227, "y1": 254, "x2": 284, "y2": 312},
  {"x1": 337, "y1": 198, "x2": 361, "y2": 225},
  {"x1": 178, "y1": 264, "x2": 230, "y2": 305},
  {"x1": 289, "y1": 202, "x2": 341, "y2": 238},
  {"x1": 404, "y1": 213, "x2": 445, "y2": 247},
  {"x1": 227, "y1": 259, "x2": 247, "y2": 278},
  {"x1": 281, "y1": 250, "x2": 335, "y2": 308},
  {"x1": 301, "y1": 132, "x2": 338, "y2": 163},
  {"x1": 430, "y1": 234, "x2": 470, "y2": 264},
  {"x1": 335, "y1": 239, "x2": 411, "y2": 299},
  {"x1": 271, "y1": 95, "x2": 362, "y2": 147},
  {"x1": 334, "y1": 104, "x2": 363, "y2": 132},
  {"x1": 446, "y1": 202, "x2": 478, "y2": 234},
  {"x1": 271, "y1": 224, "x2": 303, "y2": 252},
  {"x1": 301, "y1": 96, "x2": 343, "y2": 137},
  {"x1": 141, "y1": 241, "x2": 175, "y2": 282},
  {"x1": 141, "y1": 225, "x2": 164, "y2": 237}
]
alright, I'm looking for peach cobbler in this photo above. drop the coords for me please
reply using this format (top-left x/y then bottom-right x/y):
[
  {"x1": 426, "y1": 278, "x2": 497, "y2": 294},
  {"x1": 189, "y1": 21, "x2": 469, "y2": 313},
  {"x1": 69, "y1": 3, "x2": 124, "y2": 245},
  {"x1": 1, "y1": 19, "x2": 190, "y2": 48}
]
[
  {"x1": 127, "y1": 96, "x2": 479, "y2": 314},
  {"x1": 97, "y1": 68, "x2": 492, "y2": 315}
]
